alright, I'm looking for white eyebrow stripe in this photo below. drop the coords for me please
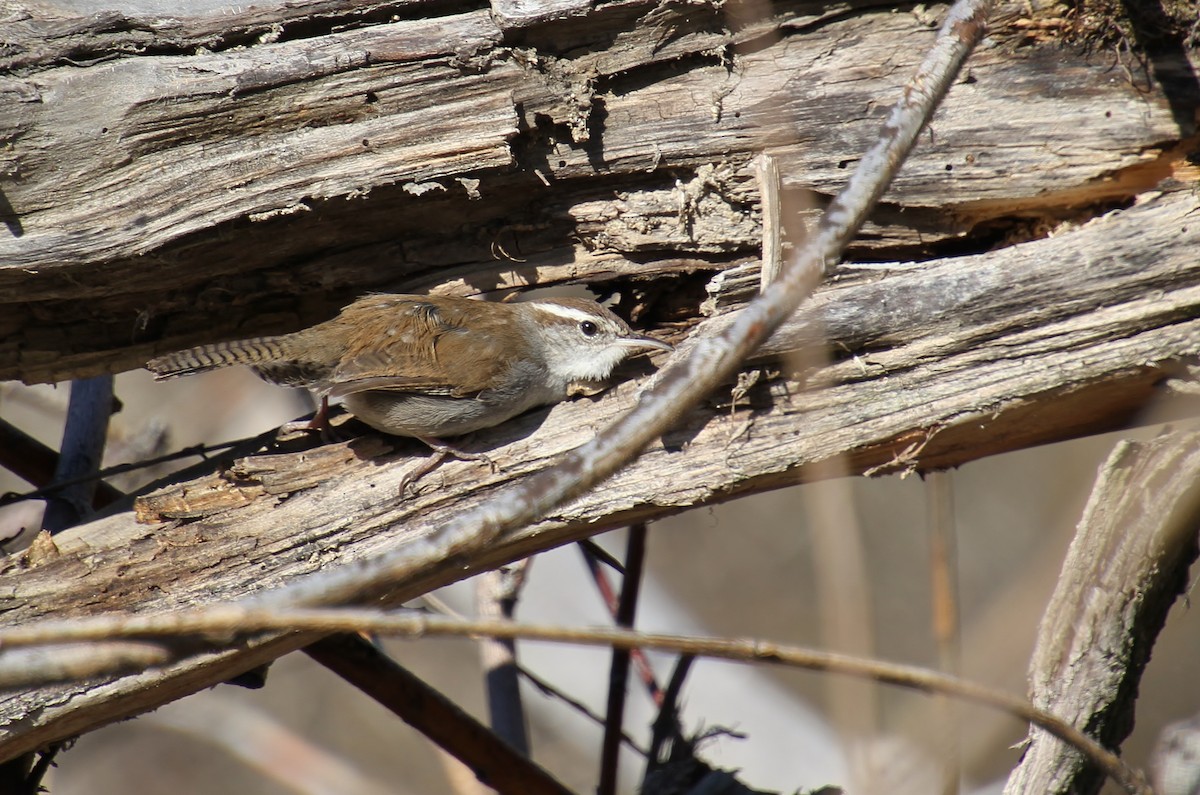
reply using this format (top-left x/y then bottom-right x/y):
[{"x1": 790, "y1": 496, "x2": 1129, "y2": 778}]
[{"x1": 528, "y1": 302, "x2": 597, "y2": 323}]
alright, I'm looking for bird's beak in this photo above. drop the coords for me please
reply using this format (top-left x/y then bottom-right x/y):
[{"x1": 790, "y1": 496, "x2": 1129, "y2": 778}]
[{"x1": 619, "y1": 333, "x2": 674, "y2": 353}]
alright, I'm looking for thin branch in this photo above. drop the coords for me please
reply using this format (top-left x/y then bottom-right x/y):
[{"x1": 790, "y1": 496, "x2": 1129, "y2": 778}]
[
  {"x1": 580, "y1": 542, "x2": 661, "y2": 703},
  {"x1": 598, "y1": 524, "x2": 649, "y2": 795},
  {"x1": 0, "y1": 418, "x2": 124, "y2": 509},
  {"x1": 927, "y1": 470, "x2": 961, "y2": 795},
  {"x1": 0, "y1": 607, "x2": 1148, "y2": 794},
  {"x1": 477, "y1": 561, "x2": 532, "y2": 756},
  {"x1": 305, "y1": 634, "x2": 574, "y2": 795},
  {"x1": 421, "y1": 588, "x2": 646, "y2": 755},
  {"x1": 41, "y1": 375, "x2": 113, "y2": 533},
  {"x1": 645, "y1": 654, "x2": 695, "y2": 778},
  {"x1": 0, "y1": 435, "x2": 248, "y2": 508},
  {"x1": 579, "y1": 540, "x2": 626, "y2": 576},
  {"x1": 516, "y1": 663, "x2": 648, "y2": 757},
  {"x1": 21, "y1": 744, "x2": 63, "y2": 795}
]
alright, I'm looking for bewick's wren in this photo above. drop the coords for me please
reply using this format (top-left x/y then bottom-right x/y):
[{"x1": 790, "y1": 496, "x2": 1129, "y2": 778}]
[{"x1": 147, "y1": 293, "x2": 673, "y2": 442}]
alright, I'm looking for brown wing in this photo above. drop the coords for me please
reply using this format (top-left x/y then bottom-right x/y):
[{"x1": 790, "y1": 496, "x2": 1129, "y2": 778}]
[{"x1": 324, "y1": 295, "x2": 514, "y2": 399}]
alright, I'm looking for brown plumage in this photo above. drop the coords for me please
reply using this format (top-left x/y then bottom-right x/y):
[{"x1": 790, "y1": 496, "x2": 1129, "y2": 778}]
[{"x1": 147, "y1": 293, "x2": 672, "y2": 439}]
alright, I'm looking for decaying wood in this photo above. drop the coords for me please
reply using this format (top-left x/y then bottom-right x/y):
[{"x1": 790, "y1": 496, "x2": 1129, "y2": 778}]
[
  {"x1": 1003, "y1": 430, "x2": 1200, "y2": 795},
  {"x1": 1, "y1": 0, "x2": 1196, "y2": 383},
  {"x1": 0, "y1": 185, "x2": 1198, "y2": 758}
]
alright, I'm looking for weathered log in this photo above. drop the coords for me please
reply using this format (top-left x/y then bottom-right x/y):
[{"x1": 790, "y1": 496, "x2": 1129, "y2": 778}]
[
  {"x1": 1, "y1": 0, "x2": 1195, "y2": 382},
  {"x1": 1, "y1": 185, "x2": 1198, "y2": 758}
]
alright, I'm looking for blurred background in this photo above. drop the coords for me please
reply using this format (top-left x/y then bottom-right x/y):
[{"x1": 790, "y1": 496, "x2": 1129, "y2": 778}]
[{"x1": 3, "y1": 369, "x2": 1198, "y2": 795}]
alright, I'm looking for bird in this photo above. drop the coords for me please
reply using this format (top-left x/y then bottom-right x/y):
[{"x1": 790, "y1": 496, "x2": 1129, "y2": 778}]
[{"x1": 147, "y1": 293, "x2": 673, "y2": 475}]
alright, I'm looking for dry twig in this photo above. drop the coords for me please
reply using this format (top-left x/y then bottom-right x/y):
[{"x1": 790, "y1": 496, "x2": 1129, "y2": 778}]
[{"x1": 0, "y1": 607, "x2": 1149, "y2": 793}]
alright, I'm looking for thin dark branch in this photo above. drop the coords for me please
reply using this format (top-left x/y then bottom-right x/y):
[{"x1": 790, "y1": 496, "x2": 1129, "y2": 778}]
[
  {"x1": 0, "y1": 418, "x2": 124, "y2": 509},
  {"x1": 580, "y1": 542, "x2": 662, "y2": 703},
  {"x1": 41, "y1": 376, "x2": 113, "y2": 533},
  {"x1": 598, "y1": 524, "x2": 649, "y2": 795},
  {"x1": 420, "y1": 588, "x2": 647, "y2": 755},
  {"x1": 305, "y1": 633, "x2": 574, "y2": 795},
  {"x1": 516, "y1": 663, "x2": 649, "y2": 756},
  {"x1": 0, "y1": 434, "x2": 249, "y2": 508},
  {"x1": 105, "y1": 425, "x2": 310, "y2": 512},
  {"x1": 579, "y1": 539, "x2": 626, "y2": 576},
  {"x1": 646, "y1": 654, "x2": 695, "y2": 771},
  {"x1": 21, "y1": 743, "x2": 62, "y2": 795}
]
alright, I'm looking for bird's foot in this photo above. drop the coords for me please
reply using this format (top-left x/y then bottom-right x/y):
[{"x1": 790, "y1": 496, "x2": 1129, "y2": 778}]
[
  {"x1": 399, "y1": 436, "x2": 497, "y2": 495},
  {"x1": 278, "y1": 398, "x2": 346, "y2": 442}
]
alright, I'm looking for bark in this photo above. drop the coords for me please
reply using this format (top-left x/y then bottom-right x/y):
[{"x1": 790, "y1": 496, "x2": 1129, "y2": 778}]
[
  {"x1": 0, "y1": 0, "x2": 1197, "y2": 772},
  {"x1": 1004, "y1": 431, "x2": 1200, "y2": 794},
  {"x1": 1, "y1": 0, "x2": 1195, "y2": 383}
]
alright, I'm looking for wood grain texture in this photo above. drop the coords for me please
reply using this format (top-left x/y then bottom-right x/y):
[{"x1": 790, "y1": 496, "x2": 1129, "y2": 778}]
[
  {"x1": 0, "y1": 186, "x2": 1197, "y2": 759},
  {"x1": 0, "y1": 0, "x2": 1195, "y2": 383},
  {"x1": 1003, "y1": 431, "x2": 1200, "y2": 795}
]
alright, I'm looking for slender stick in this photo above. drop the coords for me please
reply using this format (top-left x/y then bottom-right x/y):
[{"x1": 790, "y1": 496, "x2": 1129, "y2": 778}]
[
  {"x1": 0, "y1": 608, "x2": 1149, "y2": 794},
  {"x1": 41, "y1": 375, "x2": 114, "y2": 533},
  {"x1": 644, "y1": 654, "x2": 695, "y2": 782},
  {"x1": 579, "y1": 543, "x2": 661, "y2": 703},
  {"x1": 927, "y1": 471, "x2": 961, "y2": 795},
  {"x1": 422, "y1": 589, "x2": 647, "y2": 754},
  {"x1": 597, "y1": 525, "x2": 648, "y2": 795},
  {"x1": 477, "y1": 561, "x2": 532, "y2": 755},
  {"x1": 306, "y1": 634, "x2": 573, "y2": 795},
  {"x1": 0, "y1": 418, "x2": 123, "y2": 508},
  {"x1": 517, "y1": 663, "x2": 648, "y2": 756}
]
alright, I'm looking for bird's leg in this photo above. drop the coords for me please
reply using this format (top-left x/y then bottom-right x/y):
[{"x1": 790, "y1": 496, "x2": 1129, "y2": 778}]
[
  {"x1": 279, "y1": 397, "x2": 339, "y2": 440},
  {"x1": 399, "y1": 435, "x2": 498, "y2": 495},
  {"x1": 308, "y1": 396, "x2": 331, "y2": 431}
]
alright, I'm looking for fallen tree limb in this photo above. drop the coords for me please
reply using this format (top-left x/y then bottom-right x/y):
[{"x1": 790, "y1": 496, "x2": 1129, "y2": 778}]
[{"x1": 0, "y1": 187, "x2": 1197, "y2": 759}]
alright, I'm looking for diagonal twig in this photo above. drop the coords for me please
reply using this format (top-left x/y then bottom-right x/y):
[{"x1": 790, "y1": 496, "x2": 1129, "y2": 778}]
[
  {"x1": 421, "y1": 590, "x2": 646, "y2": 754},
  {"x1": 305, "y1": 633, "x2": 574, "y2": 795},
  {"x1": 645, "y1": 653, "x2": 695, "y2": 781},
  {"x1": 0, "y1": 418, "x2": 124, "y2": 509},
  {"x1": 259, "y1": 0, "x2": 997, "y2": 617},
  {"x1": 580, "y1": 540, "x2": 661, "y2": 704}
]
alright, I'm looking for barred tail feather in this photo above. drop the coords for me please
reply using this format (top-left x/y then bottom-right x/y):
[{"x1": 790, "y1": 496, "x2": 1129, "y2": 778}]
[{"x1": 146, "y1": 336, "x2": 293, "y2": 380}]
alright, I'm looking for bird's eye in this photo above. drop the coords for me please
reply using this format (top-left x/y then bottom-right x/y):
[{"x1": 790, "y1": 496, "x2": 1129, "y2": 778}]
[{"x1": 580, "y1": 320, "x2": 599, "y2": 337}]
